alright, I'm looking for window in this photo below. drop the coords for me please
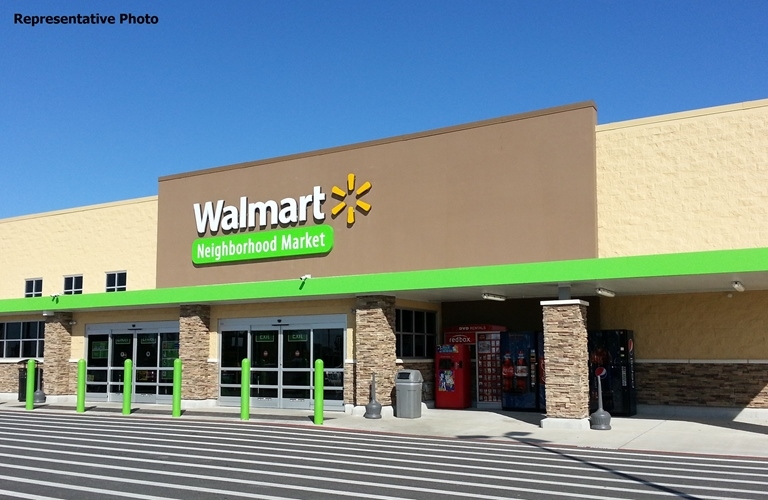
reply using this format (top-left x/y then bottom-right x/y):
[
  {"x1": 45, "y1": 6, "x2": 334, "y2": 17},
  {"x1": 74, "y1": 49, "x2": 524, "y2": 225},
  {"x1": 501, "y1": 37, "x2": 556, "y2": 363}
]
[
  {"x1": 63, "y1": 275, "x2": 83, "y2": 295},
  {"x1": 395, "y1": 308, "x2": 437, "y2": 358},
  {"x1": 0, "y1": 321, "x2": 45, "y2": 358},
  {"x1": 24, "y1": 278, "x2": 42, "y2": 298},
  {"x1": 106, "y1": 271, "x2": 127, "y2": 292}
]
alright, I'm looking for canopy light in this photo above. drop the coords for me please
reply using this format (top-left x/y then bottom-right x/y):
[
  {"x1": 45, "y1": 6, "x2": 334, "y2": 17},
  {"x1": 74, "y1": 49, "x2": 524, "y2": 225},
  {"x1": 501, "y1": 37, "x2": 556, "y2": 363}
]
[
  {"x1": 595, "y1": 288, "x2": 616, "y2": 298},
  {"x1": 731, "y1": 281, "x2": 745, "y2": 293},
  {"x1": 481, "y1": 293, "x2": 506, "y2": 302}
]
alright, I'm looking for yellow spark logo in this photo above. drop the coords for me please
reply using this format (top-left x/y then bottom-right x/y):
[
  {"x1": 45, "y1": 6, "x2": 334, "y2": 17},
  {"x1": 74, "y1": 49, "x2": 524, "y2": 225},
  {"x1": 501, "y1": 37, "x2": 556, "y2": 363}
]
[{"x1": 331, "y1": 173, "x2": 371, "y2": 226}]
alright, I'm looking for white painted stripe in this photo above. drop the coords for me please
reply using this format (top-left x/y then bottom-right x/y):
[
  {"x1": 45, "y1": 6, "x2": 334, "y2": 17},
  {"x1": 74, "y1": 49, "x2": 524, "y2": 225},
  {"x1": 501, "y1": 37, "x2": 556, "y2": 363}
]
[
  {"x1": 5, "y1": 415, "x2": 765, "y2": 475},
  {"x1": 2, "y1": 436, "x2": 767, "y2": 495},
  {"x1": 0, "y1": 455, "x2": 509, "y2": 500},
  {"x1": 11, "y1": 407, "x2": 763, "y2": 470},
  {"x1": 0, "y1": 474, "x2": 182, "y2": 500},
  {"x1": 0, "y1": 487, "x2": 65, "y2": 500},
  {"x1": 11, "y1": 409, "x2": 761, "y2": 469},
  {"x1": 0, "y1": 430, "x2": 768, "y2": 500},
  {"x1": 0, "y1": 453, "x2": 762, "y2": 500},
  {"x1": 0, "y1": 415, "x2": 762, "y2": 488}
]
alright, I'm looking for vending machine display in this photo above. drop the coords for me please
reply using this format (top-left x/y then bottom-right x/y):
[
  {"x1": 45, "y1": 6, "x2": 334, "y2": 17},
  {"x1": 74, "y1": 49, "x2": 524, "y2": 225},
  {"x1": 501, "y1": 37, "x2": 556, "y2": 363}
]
[
  {"x1": 476, "y1": 332, "x2": 501, "y2": 407},
  {"x1": 588, "y1": 329, "x2": 636, "y2": 416},
  {"x1": 500, "y1": 331, "x2": 544, "y2": 411}
]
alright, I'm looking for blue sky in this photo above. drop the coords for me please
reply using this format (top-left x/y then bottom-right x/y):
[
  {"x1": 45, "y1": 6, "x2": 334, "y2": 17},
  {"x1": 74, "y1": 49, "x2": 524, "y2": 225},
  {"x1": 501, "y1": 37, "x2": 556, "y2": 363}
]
[{"x1": 2, "y1": 1, "x2": 767, "y2": 219}]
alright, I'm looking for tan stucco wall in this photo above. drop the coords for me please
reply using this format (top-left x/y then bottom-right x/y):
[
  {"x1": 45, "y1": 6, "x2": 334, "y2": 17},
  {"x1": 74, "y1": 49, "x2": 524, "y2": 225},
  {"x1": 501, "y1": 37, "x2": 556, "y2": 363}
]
[
  {"x1": 596, "y1": 98, "x2": 768, "y2": 257},
  {"x1": 0, "y1": 197, "x2": 158, "y2": 299},
  {"x1": 599, "y1": 291, "x2": 768, "y2": 360}
]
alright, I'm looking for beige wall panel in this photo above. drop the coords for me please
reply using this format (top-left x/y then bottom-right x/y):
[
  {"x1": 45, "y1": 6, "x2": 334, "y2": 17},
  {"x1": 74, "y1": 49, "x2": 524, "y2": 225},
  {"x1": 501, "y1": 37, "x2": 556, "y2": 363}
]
[
  {"x1": 596, "y1": 99, "x2": 768, "y2": 257},
  {"x1": 0, "y1": 197, "x2": 158, "y2": 299},
  {"x1": 599, "y1": 291, "x2": 768, "y2": 360},
  {"x1": 210, "y1": 299, "x2": 356, "y2": 360}
]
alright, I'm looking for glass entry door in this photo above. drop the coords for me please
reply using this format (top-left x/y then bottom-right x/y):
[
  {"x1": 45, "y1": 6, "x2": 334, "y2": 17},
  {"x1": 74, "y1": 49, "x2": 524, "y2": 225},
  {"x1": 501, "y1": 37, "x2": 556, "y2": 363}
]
[
  {"x1": 86, "y1": 330, "x2": 179, "y2": 404},
  {"x1": 219, "y1": 315, "x2": 345, "y2": 410},
  {"x1": 109, "y1": 334, "x2": 134, "y2": 402}
]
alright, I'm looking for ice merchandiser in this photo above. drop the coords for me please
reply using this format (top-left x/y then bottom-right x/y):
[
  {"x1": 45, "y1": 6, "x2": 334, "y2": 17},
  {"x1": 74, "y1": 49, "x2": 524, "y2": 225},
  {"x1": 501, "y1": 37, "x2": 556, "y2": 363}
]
[
  {"x1": 443, "y1": 324, "x2": 507, "y2": 409},
  {"x1": 588, "y1": 329, "x2": 637, "y2": 416},
  {"x1": 500, "y1": 331, "x2": 545, "y2": 411},
  {"x1": 434, "y1": 344, "x2": 472, "y2": 409}
]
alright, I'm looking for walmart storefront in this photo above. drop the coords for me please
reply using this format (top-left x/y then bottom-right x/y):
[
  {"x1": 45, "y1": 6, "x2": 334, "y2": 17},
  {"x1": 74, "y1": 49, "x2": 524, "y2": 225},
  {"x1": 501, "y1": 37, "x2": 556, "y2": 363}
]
[{"x1": 1, "y1": 99, "x2": 767, "y2": 425}]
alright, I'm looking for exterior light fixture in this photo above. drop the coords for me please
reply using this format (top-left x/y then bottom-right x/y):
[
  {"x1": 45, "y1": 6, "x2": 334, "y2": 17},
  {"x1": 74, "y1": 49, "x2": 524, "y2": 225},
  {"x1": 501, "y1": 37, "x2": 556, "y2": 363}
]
[
  {"x1": 42, "y1": 310, "x2": 54, "y2": 317},
  {"x1": 595, "y1": 288, "x2": 616, "y2": 298},
  {"x1": 481, "y1": 293, "x2": 506, "y2": 302},
  {"x1": 731, "y1": 281, "x2": 745, "y2": 292}
]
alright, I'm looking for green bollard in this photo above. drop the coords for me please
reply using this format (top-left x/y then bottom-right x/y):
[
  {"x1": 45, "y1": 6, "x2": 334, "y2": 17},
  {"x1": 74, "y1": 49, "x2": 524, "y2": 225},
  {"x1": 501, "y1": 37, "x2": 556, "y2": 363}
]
[
  {"x1": 25, "y1": 359, "x2": 36, "y2": 411},
  {"x1": 76, "y1": 359, "x2": 86, "y2": 413},
  {"x1": 241, "y1": 358, "x2": 250, "y2": 421},
  {"x1": 314, "y1": 359, "x2": 324, "y2": 425},
  {"x1": 122, "y1": 358, "x2": 132, "y2": 416},
  {"x1": 172, "y1": 358, "x2": 182, "y2": 418}
]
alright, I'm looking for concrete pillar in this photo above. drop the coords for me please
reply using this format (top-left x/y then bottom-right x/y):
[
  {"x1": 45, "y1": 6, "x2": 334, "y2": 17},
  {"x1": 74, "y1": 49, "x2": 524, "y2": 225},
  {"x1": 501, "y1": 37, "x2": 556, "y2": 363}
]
[
  {"x1": 540, "y1": 299, "x2": 590, "y2": 429},
  {"x1": 354, "y1": 296, "x2": 397, "y2": 407},
  {"x1": 43, "y1": 312, "x2": 75, "y2": 395},
  {"x1": 179, "y1": 305, "x2": 217, "y2": 400}
]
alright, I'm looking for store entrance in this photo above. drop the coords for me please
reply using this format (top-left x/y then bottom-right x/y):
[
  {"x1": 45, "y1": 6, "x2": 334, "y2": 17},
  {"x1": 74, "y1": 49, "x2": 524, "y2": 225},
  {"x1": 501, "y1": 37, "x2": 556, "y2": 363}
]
[
  {"x1": 219, "y1": 315, "x2": 345, "y2": 410},
  {"x1": 86, "y1": 329, "x2": 179, "y2": 404}
]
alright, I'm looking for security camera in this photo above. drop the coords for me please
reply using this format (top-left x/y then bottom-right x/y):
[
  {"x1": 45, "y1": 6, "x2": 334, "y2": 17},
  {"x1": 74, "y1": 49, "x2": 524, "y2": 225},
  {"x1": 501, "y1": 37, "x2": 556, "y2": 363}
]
[{"x1": 300, "y1": 274, "x2": 311, "y2": 281}]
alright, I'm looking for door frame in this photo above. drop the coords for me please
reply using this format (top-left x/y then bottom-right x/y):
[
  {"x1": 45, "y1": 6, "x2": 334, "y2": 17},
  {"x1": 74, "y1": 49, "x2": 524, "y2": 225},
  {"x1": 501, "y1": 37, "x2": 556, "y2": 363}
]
[
  {"x1": 218, "y1": 314, "x2": 346, "y2": 410},
  {"x1": 84, "y1": 321, "x2": 179, "y2": 404}
]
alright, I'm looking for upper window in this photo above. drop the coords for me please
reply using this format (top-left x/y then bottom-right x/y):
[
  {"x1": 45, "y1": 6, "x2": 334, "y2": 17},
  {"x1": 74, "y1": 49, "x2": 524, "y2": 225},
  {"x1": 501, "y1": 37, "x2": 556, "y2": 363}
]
[
  {"x1": 106, "y1": 271, "x2": 127, "y2": 292},
  {"x1": 24, "y1": 278, "x2": 42, "y2": 298},
  {"x1": 0, "y1": 321, "x2": 45, "y2": 358},
  {"x1": 395, "y1": 308, "x2": 437, "y2": 359},
  {"x1": 63, "y1": 275, "x2": 83, "y2": 295}
]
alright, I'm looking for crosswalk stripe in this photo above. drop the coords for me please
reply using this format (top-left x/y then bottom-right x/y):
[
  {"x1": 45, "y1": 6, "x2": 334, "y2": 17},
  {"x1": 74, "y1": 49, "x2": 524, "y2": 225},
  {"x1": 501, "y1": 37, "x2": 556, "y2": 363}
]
[{"x1": 0, "y1": 411, "x2": 764, "y2": 500}]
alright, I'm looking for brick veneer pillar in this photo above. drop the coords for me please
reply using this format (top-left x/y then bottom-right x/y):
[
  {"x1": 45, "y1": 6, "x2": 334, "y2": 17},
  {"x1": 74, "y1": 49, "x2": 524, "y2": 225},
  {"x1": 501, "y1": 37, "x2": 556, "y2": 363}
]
[
  {"x1": 354, "y1": 296, "x2": 397, "y2": 406},
  {"x1": 540, "y1": 299, "x2": 590, "y2": 424},
  {"x1": 179, "y1": 305, "x2": 217, "y2": 400},
  {"x1": 44, "y1": 312, "x2": 75, "y2": 395}
]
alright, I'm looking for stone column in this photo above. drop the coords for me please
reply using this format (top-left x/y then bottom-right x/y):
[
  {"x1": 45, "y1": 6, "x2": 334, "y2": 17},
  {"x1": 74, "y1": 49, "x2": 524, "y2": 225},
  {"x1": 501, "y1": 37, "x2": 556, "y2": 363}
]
[
  {"x1": 354, "y1": 296, "x2": 397, "y2": 407},
  {"x1": 540, "y1": 299, "x2": 590, "y2": 429},
  {"x1": 179, "y1": 305, "x2": 216, "y2": 400},
  {"x1": 44, "y1": 312, "x2": 75, "y2": 395}
]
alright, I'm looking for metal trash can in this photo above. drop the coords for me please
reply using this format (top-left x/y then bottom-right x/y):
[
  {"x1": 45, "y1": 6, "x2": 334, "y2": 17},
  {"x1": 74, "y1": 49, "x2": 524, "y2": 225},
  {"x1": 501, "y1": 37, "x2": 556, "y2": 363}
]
[{"x1": 395, "y1": 369, "x2": 423, "y2": 419}]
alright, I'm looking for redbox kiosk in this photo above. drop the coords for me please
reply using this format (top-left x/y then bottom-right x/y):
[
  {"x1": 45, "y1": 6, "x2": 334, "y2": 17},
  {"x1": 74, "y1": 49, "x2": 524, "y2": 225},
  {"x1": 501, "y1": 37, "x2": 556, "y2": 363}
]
[
  {"x1": 444, "y1": 324, "x2": 507, "y2": 409},
  {"x1": 434, "y1": 344, "x2": 471, "y2": 409}
]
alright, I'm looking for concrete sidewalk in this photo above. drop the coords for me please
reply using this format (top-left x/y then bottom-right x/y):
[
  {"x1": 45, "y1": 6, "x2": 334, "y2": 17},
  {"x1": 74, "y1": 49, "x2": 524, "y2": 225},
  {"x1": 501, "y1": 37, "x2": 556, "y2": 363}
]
[{"x1": 2, "y1": 399, "x2": 768, "y2": 459}]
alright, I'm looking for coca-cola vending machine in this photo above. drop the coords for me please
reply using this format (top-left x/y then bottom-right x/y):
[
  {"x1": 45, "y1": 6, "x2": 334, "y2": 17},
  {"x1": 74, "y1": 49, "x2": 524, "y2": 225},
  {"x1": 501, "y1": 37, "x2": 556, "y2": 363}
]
[
  {"x1": 500, "y1": 331, "x2": 545, "y2": 411},
  {"x1": 588, "y1": 329, "x2": 636, "y2": 416},
  {"x1": 434, "y1": 344, "x2": 472, "y2": 409}
]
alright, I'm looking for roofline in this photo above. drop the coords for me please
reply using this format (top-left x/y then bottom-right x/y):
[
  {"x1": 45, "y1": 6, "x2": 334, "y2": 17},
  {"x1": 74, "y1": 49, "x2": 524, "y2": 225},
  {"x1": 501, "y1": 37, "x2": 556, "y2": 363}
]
[
  {"x1": 597, "y1": 97, "x2": 768, "y2": 133},
  {"x1": 0, "y1": 196, "x2": 158, "y2": 224},
  {"x1": 158, "y1": 101, "x2": 597, "y2": 182}
]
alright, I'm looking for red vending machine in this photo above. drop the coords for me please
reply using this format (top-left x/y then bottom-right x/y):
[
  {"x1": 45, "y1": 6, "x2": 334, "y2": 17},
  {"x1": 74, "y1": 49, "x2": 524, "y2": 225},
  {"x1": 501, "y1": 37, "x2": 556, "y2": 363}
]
[{"x1": 434, "y1": 344, "x2": 471, "y2": 409}]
